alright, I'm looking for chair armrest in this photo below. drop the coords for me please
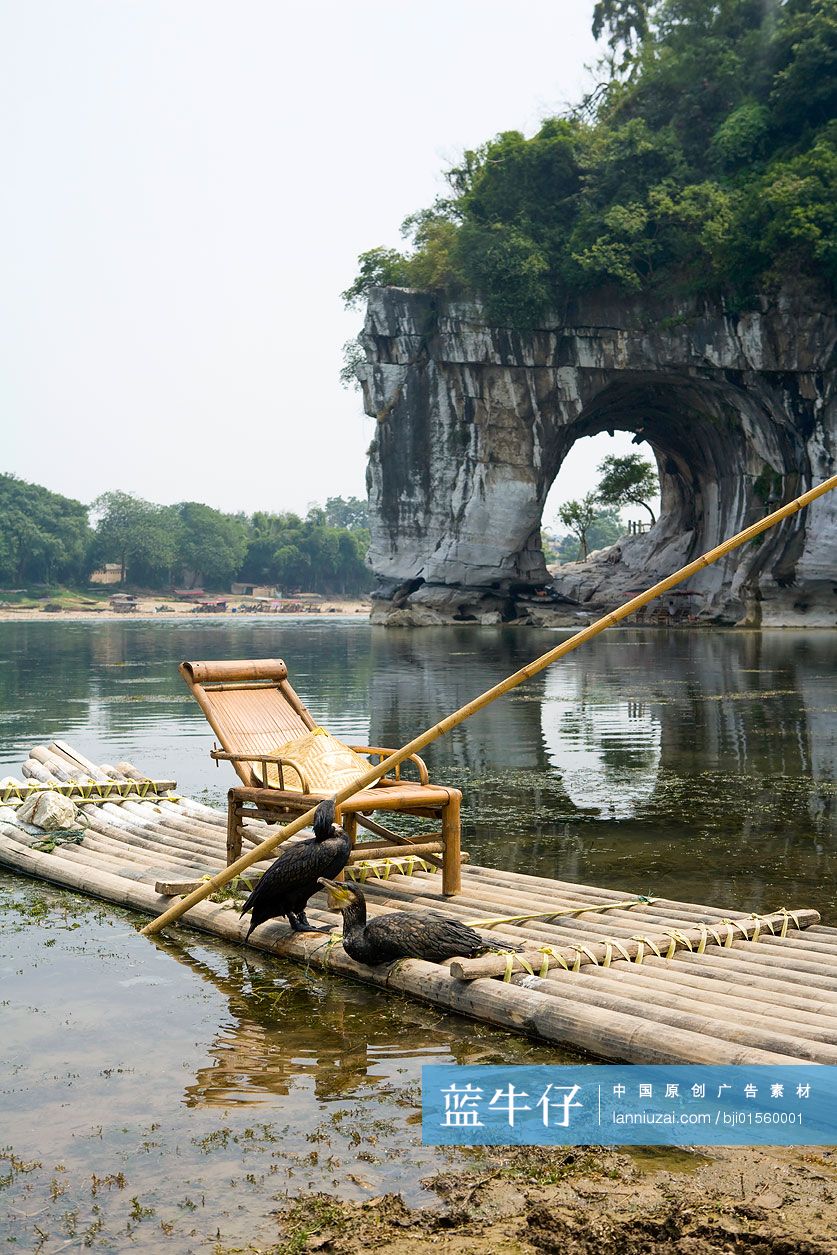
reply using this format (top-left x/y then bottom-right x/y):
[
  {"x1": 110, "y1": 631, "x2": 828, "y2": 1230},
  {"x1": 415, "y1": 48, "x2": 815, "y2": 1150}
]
[
  {"x1": 210, "y1": 749, "x2": 310, "y2": 792},
  {"x1": 347, "y1": 746, "x2": 430, "y2": 786}
]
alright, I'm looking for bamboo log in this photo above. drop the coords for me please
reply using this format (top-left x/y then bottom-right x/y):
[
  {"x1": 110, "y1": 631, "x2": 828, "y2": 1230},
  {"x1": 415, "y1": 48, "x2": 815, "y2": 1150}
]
[
  {"x1": 0, "y1": 825, "x2": 189, "y2": 885},
  {"x1": 689, "y1": 940, "x2": 837, "y2": 981},
  {"x1": 577, "y1": 958, "x2": 837, "y2": 1029},
  {"x1": 38, "y1": 845, "x2": 196, "y2": 888},
  {"x1": 656, "y1": 952, "x2": 837, "y2": 1000},
  {"x1": 465, "y1": 866, "x2": 743, "y2": 922},
  {"x1": 70, "y1": 829, "x2": 216, "y2": 877},
  {"x1": 21, "y1": 760, "x2": 56, "y2": 784},
  {"x1": 353, "y1": 873, "x2": 773, "y2": 950},
  {"x1": 502, "y1": 967, "x2": 837, "y2": 1063},
  {"x1": 348, "y1": 841, "x2": 444, "y2": 862},
  {"x1": 0, "y1": 828, "x2": 804, "y2": 1065},
  {"x1": 80, "y1": 808, "x2": 228, "y2": 865},
  {"x1": 86, "y1": 796, "x2": 227, "y2": 844},
  {"x1": 452, "y1": 872, "x2": 833, "y2": 949},
  {"x1": 104, "y1": 803, "x2": 230, "y2": 850},
  {"x1": 667, "y1": 948, "x2": 837, "y2": 994},
  {"x1": 32, "y1": 748, "x2": 177, "y2": 797},
  {"x1": 170, "y1": 798, "x2": 228, "y2": 827},
  {"x1": 141, "y1": 474, "x2": 837, "y2": 937},
  {"x1": 360, "y1": 880, "x2": 830, "y2": 973},
  {"x1": 51, "y1": 740, "x2": 110, "y2": 777},
  {"x1": 6, "y1": 817, "x2": 195, "y2": 873},
  {"x1": 449, "y1": 908, "x2": 819, "y2": 979},
  {"x1": 453, "y1": 874, "x2": 744, "y2": 936}
]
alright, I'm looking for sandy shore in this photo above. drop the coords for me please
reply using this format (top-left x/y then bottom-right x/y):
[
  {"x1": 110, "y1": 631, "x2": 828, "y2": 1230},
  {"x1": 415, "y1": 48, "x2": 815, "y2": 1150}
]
[{"x1": 0, "y1": 595, "x2": 372, "y2": 622}]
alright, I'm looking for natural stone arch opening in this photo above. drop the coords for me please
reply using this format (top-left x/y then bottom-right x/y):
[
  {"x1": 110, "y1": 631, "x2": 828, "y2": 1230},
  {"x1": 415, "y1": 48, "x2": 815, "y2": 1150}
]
[
  {"x1": 536, "y1": 372, "x2": 804, "y2": 617},
  {"x1": 360, "y1": 287, "x2": 835, "y2": 627},
  {"x1": 542, "y1": 428, "x2": 660, "y2": 550},
  {"x1": 551, "y1": 374, "x2": 770, "y2": 549}
]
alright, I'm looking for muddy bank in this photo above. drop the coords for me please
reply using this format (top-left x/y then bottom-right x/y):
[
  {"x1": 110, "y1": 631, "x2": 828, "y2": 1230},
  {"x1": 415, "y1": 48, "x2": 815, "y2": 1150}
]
[{"x1": 274, "y1": 1143, "x2": 837, "y2": 1254}]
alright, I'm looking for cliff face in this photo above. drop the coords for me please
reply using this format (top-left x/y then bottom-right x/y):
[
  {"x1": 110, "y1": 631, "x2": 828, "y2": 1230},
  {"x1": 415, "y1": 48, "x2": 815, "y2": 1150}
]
[{"x1": 359, "y1": 287, "x2": 836, "y2": 627}]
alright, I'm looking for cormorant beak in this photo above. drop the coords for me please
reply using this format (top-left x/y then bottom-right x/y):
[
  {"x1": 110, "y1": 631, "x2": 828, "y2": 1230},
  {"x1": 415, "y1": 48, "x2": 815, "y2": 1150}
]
[{"x1": 317, "y1": 877, "x2": 354, "y2": 909}]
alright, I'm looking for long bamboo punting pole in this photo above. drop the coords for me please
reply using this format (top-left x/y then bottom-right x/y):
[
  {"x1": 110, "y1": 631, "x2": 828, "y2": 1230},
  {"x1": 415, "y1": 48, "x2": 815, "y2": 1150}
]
[{"x1": 141, "y1": 473, "x2": 837, "y2": 938}]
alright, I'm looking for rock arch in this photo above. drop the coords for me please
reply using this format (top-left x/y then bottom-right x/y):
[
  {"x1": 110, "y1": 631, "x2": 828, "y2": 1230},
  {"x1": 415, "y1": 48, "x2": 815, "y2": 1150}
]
[{"x1": 359, "y1": 286, "x2": 836, "y2": 626}]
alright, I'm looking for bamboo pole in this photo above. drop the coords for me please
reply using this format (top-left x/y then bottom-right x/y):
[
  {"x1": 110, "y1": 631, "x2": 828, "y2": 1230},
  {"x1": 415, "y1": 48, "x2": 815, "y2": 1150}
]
[{"x1": 140, "y1": 474, "x2": 837, "y2": 937}]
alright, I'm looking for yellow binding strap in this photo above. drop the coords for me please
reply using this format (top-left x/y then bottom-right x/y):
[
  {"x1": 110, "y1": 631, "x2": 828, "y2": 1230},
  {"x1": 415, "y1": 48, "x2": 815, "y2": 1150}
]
[
  {"x1": 536, "y1": 946, "x2": 569, "y2": 975},
  {"x1": 778, "y1": 907, "x2": 802, "y2": 938},
  {"x1": 464, "y1": 896, "x2": 655, "y2": 930},
  {"x1": 501, "y1": 950, "x2": 536, "y2": 983}
]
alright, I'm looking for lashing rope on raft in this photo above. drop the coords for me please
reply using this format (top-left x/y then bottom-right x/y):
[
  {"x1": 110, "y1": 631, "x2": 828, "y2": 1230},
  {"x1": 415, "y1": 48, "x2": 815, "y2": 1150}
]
[
  {"x1": 497, "y1": 907, "x2": 807, "y2": 982},
  {"x1": 465, "y1": 895, "x2": 656, "y2": 930},
  {"x1": 0, "y1": 780, "x2": 180, "y2": 804},
  {"x1": 345, "y1": 855, "x2": 437, "y2": 882}
]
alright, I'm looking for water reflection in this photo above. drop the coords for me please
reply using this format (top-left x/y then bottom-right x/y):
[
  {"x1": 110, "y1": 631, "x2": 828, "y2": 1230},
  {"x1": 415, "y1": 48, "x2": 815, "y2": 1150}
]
[
  {"x1": 146, "y1": 933, "x2": 569, "y2": 1112},
  {"x1": 541, "y1": 667, "x2": 662, "y2": 818}
]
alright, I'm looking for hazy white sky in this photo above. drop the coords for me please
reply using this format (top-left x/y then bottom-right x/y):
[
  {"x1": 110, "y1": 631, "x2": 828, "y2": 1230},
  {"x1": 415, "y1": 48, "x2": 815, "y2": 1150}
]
[{"x1": 2, "y1": 1, "x2": 623, "y2": 519}]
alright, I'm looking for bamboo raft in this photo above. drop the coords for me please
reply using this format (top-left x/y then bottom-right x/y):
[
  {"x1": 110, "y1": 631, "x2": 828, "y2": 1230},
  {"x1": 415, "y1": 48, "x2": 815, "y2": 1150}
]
[{"x1": 3, "y1": 740, "x2": 837, "y2": 1067}]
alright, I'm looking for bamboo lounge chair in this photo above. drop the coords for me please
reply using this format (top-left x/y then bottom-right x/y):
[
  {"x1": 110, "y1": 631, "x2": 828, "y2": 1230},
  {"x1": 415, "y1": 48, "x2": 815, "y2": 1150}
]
[{"x1": 180, "y1": 659, "x2": 462, "y2": 893}]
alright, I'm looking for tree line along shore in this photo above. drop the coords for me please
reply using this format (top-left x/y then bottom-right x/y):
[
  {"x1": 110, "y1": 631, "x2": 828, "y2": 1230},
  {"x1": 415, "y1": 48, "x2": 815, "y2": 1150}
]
[{"x1": 0, "y1": 473, "x2": 372, "y2": 601}]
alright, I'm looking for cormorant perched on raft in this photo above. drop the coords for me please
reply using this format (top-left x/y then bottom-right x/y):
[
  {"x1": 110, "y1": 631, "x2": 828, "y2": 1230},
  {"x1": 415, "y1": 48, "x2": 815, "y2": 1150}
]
[
  {"x1": 240, "y1": 799, "x2": 350, "y2": 938},
  {"x1": 318, "y1": 878, "x2": 524, "y2": 966}
]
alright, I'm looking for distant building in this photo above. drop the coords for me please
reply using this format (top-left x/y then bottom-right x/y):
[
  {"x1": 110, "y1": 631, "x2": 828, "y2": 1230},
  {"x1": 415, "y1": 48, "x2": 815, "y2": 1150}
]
[
  {"x1": 230, "y1": 583, "x2": 280, "y2": 598},
  {"x1": 90, "y1": 564, "x2": 123, "y2": 585}
]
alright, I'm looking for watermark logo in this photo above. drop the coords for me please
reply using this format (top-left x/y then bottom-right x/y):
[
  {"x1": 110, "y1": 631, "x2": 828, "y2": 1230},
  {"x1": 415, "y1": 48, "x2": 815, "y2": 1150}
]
[{"x1": 422, "y1": 1066, "x2": 837, "y2": 1146}]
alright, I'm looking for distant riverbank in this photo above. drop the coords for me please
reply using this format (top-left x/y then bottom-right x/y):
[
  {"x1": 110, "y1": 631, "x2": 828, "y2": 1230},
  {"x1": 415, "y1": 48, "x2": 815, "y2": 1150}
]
[{"x1": 0, "y1": 595, "x2": 371, "y2": 622}]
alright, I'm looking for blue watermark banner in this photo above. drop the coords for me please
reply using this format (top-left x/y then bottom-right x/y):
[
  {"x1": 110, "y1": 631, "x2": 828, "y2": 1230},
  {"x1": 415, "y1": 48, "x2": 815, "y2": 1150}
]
[{"x1": 422, "y1": 1066, "x2": 837, "y2": 1146}]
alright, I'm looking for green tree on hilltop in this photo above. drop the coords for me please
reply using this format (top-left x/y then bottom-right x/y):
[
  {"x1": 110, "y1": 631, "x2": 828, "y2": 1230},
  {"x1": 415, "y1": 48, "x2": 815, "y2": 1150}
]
[
  {"x1": 344, "y1": 0, "x2": 837, "y2": 325},
  {"x1": 324, "y1": 495, "x2": 369, "y2": 532}
]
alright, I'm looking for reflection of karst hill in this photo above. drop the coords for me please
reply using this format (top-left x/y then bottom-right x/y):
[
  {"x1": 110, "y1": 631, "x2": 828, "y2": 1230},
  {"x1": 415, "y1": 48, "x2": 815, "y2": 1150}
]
[
  {"x1": 367, "y1": 627, "x2": 553, "y2": 775},
  {"x1": 155, "y1": 940, "x2": 479, "y2": 1108},
  {"x1": 368, "y1": 628, "x2": 832, "y2": 825},
  {"x1": 365, "y1": 629, "x2": 834, "y2": 908},
  {"x1": 649, "y1": 631, "x2": 830, "y2": 785},
  {"x1": 550, "y1": 632, "x2": 833, "y2": 830}
]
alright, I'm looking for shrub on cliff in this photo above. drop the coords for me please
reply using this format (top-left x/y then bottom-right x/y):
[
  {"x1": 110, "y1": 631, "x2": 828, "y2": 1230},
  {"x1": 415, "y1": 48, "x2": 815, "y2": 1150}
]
[{"x1": 344, "y1": 0, "x2": 837, "y2": 325}]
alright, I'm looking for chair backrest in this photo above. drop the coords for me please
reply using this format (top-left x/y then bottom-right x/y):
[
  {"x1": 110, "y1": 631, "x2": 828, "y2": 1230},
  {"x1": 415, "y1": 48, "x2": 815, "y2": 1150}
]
[{"x1": 179, "y1": 659, "x2": 317, "y2": 787}]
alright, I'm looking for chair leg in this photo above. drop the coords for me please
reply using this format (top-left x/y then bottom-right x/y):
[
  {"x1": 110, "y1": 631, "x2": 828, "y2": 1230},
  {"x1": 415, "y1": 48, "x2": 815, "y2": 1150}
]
[
  {"x1": 226, "y1": 795, "x2": 243, "y2": 866},
  {"x1": 336, "y1": 812, "x2": 358, "y2": 882},
  {"x1": 441, "y1": 791, "x2": 461, "y2": 895}
]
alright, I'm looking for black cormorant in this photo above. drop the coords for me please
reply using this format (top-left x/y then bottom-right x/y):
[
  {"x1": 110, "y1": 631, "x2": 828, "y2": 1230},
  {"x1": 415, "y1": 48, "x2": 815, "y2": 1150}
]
[
  {"x1": 240, "y1": 799, "x2": 350, "y2": 938},
  {"x1": 318, "y1": 878, "x2": 524, "y2": 965}
]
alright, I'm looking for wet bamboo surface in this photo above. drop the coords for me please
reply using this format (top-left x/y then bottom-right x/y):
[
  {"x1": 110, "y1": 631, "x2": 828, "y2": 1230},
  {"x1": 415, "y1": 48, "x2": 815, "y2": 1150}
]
[{"x1": 1, "y1": 742, "x2": 835, "y2": 1066}]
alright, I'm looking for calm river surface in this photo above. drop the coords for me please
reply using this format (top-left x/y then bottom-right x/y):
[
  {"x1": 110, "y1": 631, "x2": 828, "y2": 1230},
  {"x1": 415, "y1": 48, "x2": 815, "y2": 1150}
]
[{"x1": 0, "y1": 620, "x2": 834, "y2": 1249}]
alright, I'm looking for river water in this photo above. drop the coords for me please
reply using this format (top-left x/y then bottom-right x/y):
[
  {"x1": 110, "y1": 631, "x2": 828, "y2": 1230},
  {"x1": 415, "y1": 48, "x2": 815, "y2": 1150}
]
[{"x1": 0, "y1": 620, "x2": 834, "y2": 1249}]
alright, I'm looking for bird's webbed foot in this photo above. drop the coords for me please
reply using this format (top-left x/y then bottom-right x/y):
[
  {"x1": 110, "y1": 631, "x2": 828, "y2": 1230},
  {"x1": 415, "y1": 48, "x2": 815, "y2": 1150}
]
[{"x1": 289, "y1": 912, "x2": 333, "y2": 933}]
